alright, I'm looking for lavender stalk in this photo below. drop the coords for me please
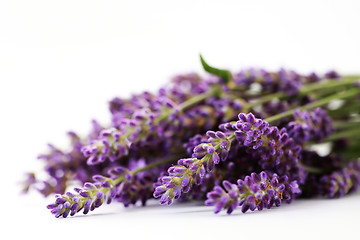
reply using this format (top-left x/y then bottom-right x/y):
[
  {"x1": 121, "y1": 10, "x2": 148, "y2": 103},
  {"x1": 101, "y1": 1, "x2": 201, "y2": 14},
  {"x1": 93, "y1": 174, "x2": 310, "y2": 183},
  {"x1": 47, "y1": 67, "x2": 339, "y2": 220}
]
[{"x1": 47, "y1": 156, "x2": 179, "y2": 218}]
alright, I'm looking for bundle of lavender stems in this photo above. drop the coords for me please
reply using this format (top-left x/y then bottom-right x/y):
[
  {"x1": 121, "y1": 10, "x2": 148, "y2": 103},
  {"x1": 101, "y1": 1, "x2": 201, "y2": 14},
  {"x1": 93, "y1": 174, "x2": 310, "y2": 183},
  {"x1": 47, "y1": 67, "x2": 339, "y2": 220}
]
[{"x1": 23, "y1": 56, "x2": 360, "y2": 218}]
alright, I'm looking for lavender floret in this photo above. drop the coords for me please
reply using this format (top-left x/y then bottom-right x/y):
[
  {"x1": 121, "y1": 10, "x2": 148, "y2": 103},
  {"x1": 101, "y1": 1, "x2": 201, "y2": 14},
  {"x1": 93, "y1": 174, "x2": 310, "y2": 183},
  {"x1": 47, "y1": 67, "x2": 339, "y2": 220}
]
[{"x1": 205, "y1": 171, "x2": 301, "y2": 214}]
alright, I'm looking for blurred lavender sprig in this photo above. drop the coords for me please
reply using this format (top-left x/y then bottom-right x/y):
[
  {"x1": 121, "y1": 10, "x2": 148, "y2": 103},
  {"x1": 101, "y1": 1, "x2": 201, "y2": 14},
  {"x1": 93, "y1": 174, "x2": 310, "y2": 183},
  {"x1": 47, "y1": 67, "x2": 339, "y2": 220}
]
[
  {"x1": 287, "y1": 108, "x2": 334, "y2": 144},
  {"x1": 320, "y1": 161, "x2": 360, "y2": 198}
]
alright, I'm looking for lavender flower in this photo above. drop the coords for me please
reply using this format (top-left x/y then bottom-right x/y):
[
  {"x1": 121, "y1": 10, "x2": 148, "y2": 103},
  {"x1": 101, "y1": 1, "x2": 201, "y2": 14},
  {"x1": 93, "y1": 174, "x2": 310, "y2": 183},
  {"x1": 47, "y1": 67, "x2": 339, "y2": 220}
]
[
  {"x1": 205, "y1": 171, "x2": 301, "y2": 214},
  {"x1": 183, "y1": 134, "x2": 209, "y2": 156},
  {"x1": 225, "y1": 113, "x2": 302, "y2": 172},
  {"x1": 46, "y1": 162, "x2": 156, "y2": 218},
  {"x1": 204, "y1": 97, "x2": 243, "y2": 121},
  {"x1": 226, "y1": 112, "x2": 307, "y2": 184},
  {"x1": 320, "y1": 161, "x2": 360, "y2": 198},
  {"x1": 32, "y1": 128, "x2": 102, "y2": 196},
  {"x1": 233, "y1": 68, "x2": 303, "y2": 95},
  {"x1": 113, "y1": 167, "x2": 156, "y2": 207},
  {"x1": 82, "y1": 128, "x2": 128, "y2": 165},
  {"x1": 307, "y1": 72, "x2": 321, "y2": 83},
  {"x1": 325, "y1": 70, "x2": 340, "y2": 79},
  {"x1": 153, "y1": 130, "x2": 232, "y2": 205},
  {"x1": 287, "y1": 108, "x2": 333, "y2": 143},
  {"x1": 47, "y1": 175, "x2": 117, "y2": 218},
  {"x1": 21, "y1": 173, "x2": 36, "y2": 194}
]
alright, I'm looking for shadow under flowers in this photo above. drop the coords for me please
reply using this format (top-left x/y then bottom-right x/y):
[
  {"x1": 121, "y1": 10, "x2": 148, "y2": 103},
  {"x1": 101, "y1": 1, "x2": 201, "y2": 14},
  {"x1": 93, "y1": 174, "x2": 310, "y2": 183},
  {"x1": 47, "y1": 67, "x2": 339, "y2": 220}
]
[{"x1": 63, "y1": 190, "x2": 360, "y2": 219}]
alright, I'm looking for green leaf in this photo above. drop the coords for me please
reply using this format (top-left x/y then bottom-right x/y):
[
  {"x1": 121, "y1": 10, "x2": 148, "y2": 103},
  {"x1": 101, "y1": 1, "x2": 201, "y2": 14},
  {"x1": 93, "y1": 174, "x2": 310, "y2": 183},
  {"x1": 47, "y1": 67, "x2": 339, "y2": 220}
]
[{"x1": 199, "y1": 54, "x2": 232, "y2": 84}]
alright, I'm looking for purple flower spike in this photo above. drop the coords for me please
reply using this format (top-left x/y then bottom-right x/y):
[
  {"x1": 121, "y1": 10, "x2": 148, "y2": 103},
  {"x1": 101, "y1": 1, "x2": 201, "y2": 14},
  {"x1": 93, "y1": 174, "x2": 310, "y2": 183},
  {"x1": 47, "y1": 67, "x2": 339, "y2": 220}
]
[
  {"x1": 324, "y1": 70, "x2": 340, "y2": 79},
  {"x1": 230, "y1": 112, "x2": 304, "y2": 183},
  {"x1": 47, "y1": 174, "x2": 118, "y2": 218},
  {"x1": 205, "y1": 171, "x2": 301, "y2": 214},
  {"x1": 184, "y1": 134, "x2": 209, "y2": 156},
  {"x1": 287, "y1": 108, "x2": 333, "y2": 144},
  {"x1": 234, "y1": 68, "x2": 302, "y2": 96},
  {"x1": 154, "y1": 128, "x2": 233, "y2": 205},
  {"x1": 81, "y1": 128, "x2": 129, "y2": 165},
  {"x1": 320, "y1": 161, "x2": 360, "y2": 198},
  {"x1": 154, "y1": 158, "x2": 204, "y2": 205}
]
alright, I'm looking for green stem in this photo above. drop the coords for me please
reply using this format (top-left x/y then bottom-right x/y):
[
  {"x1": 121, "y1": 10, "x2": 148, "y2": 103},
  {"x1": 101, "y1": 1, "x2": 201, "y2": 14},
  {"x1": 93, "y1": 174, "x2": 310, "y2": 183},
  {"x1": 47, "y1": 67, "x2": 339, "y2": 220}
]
[
  {"x1": 299, "y1": 75, "x2": 360, "y2": 95},
  {"x1": 264, "y1": 88, "x2": 360, "y2": 123},
  {"x1": 324, "y1": 128, "x2": 360, "y2": 143},
  {"x1": 156, "y1": 75, "x2": 359, "y2": 124},
  {"x1": 246, "y1": 92, "x2": 283, "y2": 109},
  {"x1": 155, "y1": 87, "x2": 220, "y2": 123},
  {"x1": 223, "y1": 88, "x2": 360, "y2": 148},
  {"x1": 328, "y1": 102, "x2": 360, "y2": 118},
  {"x1": 299, "y1": 163, "x2": 324, "y2": 174},
  {"x1": 333, "y1": 121, "x2": 360, "y2": 130},
  {"x1": 239, "y1": 75, "x2": 360, "y2": 110},
  {"x1": 229, "y1": 75, "x2": 359, "y2": 94},
  {"x1": 180, "y1": 88, "x2": 220, "y2": 111}
]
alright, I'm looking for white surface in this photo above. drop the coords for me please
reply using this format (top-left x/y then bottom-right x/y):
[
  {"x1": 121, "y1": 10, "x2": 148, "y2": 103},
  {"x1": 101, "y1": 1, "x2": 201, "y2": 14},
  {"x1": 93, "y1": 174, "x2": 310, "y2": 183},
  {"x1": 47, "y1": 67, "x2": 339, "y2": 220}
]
[
  {"x1": 1, "y1": 0, "x2": 360, "y2": 239},
  {"x1": 8, "y1": 191, "x2": 360, "y2": 239}
]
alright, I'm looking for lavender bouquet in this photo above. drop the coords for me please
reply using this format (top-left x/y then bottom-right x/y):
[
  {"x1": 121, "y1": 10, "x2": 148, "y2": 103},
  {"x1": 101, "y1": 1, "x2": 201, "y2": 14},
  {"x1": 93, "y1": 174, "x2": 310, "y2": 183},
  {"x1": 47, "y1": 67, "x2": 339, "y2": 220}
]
[{"x1": 23, "y1": 56, "x2": 360, "y2": 218}]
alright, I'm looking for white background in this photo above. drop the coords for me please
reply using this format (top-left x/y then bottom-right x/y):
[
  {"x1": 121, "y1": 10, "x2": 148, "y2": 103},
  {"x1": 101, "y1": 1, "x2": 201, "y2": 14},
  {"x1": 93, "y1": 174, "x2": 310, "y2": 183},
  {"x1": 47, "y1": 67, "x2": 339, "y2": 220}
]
[{"x1": 1, "y1": 0, "x2": 359, "y2": 239}]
